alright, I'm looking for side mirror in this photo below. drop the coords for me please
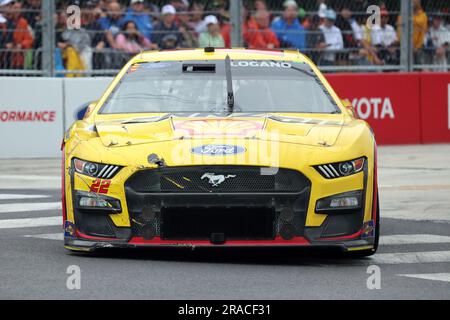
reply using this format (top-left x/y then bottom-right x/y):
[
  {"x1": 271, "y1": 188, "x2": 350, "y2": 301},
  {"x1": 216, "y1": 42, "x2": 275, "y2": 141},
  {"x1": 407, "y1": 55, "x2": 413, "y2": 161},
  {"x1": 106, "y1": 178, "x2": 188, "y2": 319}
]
[
  {"x1": 341, "y1": 99, "x2": 358, "y2": 119},
  {"x1": 75, "y1": 100, "x2": 98, "y2": 120}
]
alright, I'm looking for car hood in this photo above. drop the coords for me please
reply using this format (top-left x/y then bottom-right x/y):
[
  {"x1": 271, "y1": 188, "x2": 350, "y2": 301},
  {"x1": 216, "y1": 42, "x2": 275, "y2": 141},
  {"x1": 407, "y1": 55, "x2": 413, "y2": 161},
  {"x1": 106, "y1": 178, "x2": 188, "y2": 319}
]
[{"x1": 94, "y1": 114, "x2": 345, "y2": 148}]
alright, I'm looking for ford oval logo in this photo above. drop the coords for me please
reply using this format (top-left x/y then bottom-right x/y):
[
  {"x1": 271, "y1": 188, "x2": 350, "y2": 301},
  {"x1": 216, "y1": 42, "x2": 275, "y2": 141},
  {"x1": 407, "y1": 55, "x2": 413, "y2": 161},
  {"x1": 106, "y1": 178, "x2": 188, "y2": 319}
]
[{"x1": 191, "y1": 145, "x2": 246, "y2": 156}]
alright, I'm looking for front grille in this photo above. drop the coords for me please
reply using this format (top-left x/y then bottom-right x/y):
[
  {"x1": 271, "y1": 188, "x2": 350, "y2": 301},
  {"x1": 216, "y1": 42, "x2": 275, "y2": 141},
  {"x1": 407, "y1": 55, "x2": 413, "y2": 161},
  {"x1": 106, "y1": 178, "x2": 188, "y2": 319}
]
[
  {"x1": 161, "y1": 207, "x2": 275, "y2": 240},
  {"x1": 126, "y1": 166, "x2": 308, "y2": 193},
  {"x1": 125, "y1": 166, "x2": 311, "y2": 241}
]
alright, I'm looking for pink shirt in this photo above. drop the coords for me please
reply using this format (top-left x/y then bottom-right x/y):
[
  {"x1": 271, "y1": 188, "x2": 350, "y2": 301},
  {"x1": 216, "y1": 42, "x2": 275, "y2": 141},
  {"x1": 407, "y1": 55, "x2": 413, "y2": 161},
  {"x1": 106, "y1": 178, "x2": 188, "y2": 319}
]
[{"x1": 116, "y1": 34, "x2": 153, "y2": 53}]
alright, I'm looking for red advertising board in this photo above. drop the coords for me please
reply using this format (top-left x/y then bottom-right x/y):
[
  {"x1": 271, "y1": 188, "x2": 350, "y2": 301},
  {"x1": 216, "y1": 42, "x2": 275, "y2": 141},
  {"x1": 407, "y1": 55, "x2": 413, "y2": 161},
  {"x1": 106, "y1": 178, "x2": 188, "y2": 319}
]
[
  {"x1": 325, "y1": 73, "x2": 422, "y2": 145},
  {"x1": 419, "y1": 73, "x2": 450, "y2": 143}
]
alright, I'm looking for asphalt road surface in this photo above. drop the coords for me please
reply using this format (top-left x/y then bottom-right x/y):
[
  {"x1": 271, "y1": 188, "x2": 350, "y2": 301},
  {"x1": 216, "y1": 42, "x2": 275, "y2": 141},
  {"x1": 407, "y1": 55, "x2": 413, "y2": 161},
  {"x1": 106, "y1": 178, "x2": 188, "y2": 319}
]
[{"x1": 0, "y1": 145, "x2": 449, "y2": 299}]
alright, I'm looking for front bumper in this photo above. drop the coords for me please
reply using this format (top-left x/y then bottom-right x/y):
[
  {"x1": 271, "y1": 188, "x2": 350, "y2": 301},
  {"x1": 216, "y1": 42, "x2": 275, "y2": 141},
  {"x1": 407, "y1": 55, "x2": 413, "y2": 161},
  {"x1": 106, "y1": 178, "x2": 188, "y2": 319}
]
[
  {"x1": 65, "y1": 164, "x2": 375, "y2": 252},
  {"x1": 64, "y1": 235, "x2": 375, "y2": 252}
]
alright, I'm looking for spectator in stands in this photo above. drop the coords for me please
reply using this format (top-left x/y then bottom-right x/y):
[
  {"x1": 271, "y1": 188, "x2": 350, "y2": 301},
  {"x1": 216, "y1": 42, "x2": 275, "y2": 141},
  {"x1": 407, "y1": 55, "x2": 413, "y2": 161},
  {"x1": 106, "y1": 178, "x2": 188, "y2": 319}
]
[
  {"x1": 198, "y1": 15, "x2": 224, "y2": 48},
  {"x1": 317, "y1": 0, "x2": 327, "y2": 19},
  {"x1": 153, "y1": 4, "x2": 183, "y2": 49},
  {"x1": 270, "y1": 0, "x2": 306, "y2": 50},
  {"x1": 171, "y1": 0, "x2": 189, "y2": 11},
  {"x1": 412, "y1": 0, "x2": 428, "y2": 53},
  {"x1": 83, "y1": 3, "x2": 107, "y2": 70},
  {"x1": 371, "y1": 9, "x2": 399, "y2": 65},
  {"x1": 0, "y1": 0, "x2": 12, "y2": 69},
  {"x1": 98, "y1": 1, "x2": 125, "y2": 49},
  {"x1": 58, "y1": 6, "x2": 105, "y2": 73},
  {"x1": 23, "y1": 0, "x2": 40, "y2": 29},
  {"x1": 397, "y1": 0, "x2": 427, "y2": 64},
  {"x1": 116, "y1": 20, "x2": 156, "y2": 54},
  {"x1": 87, "y1": 0, "x2": 104, "y2": 20},
  {"x1": 220, "y1": 15, "x2": 231, "y2": 48},
  {"x1": 242, "y1": 8, "x2": 260, "y2": 49},
  {"x1": 254, "y1": 0, "x2": 267, "y2": 12},
  {"x1": 319, "y1": 9, "x2": 343, "y2": 66},
  {"x1": 0, "y1": 1, "x2": 33, "y2": 69},
  {"x1": 176, "y1": 1, "x2": 198, "y2": 48},
  {"x1": 306, "y1": 15, "x2": 326, "y2": 64},
  {"x1": 425, "y1": 14, "x2": 450, "y2": 70},
  {"x1": 251, "y1": 10, "x2": 279, "y2": 49},
  {"x1": 0, "y1": 0, "x2": 11, "y2": 24},
  {"x1": 190, "y1": 2, "x2": 206, "y2": 33},
  {"x1": 23, "y1": 0, "x2": 41, "y2": 67},
  {"x1": 123, "y1": 0, "x2": 153, "y2": 42},
  {"x1": 335, "y1": 6, "x2": 358, "y2": 55}
]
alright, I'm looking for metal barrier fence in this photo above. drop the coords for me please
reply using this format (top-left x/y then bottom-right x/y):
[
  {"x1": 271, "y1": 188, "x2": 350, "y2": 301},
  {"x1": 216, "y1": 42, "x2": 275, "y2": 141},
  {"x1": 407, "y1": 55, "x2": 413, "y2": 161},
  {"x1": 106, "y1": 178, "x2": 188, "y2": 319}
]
[{"x1": 0, "y1": 0, "x2": 449, "y2": 76}]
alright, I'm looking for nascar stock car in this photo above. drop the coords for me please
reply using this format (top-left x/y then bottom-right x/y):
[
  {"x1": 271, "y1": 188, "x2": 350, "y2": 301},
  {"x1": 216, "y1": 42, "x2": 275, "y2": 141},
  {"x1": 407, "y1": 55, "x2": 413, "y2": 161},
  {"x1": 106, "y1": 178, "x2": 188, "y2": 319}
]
[{"x1": 62, "y1": 48, "x2": 379, "y2": 256}]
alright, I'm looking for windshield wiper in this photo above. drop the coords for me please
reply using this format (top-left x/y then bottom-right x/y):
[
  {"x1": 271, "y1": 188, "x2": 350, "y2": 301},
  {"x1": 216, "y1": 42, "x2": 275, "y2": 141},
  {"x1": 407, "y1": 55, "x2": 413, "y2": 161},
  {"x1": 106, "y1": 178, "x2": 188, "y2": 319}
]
[{"x1": 225, "y1": 55, "x2": 234, "y2": 114}]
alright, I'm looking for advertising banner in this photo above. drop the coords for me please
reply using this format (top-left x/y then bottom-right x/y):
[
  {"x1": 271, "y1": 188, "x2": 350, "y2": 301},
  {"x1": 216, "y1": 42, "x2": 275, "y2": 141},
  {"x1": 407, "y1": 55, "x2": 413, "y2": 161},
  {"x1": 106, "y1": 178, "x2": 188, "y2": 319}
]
[
  {"x1": 326, "y1": 73, "x2": 422, "y2": 145},
  {"x1": 419, "y1": 73, "x2": 450, "y2": 143},
  {"x1": 0, "y1": 78, "x2": 63, "y2": 158}
]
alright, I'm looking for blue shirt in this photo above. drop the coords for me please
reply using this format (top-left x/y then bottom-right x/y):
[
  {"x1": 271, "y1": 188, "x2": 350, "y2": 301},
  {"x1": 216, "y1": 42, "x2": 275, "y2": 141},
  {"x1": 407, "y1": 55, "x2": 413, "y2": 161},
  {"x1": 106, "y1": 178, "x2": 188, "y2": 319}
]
[
  {"x1": 97, "y1": 17, "x2": 124, "y2": 36},
  {"x1": 270, "y1": 17, "x2": 305, "y2": 50},
  {"x1": 123, "y1": 8, "x2": 153, "y2": 41}
]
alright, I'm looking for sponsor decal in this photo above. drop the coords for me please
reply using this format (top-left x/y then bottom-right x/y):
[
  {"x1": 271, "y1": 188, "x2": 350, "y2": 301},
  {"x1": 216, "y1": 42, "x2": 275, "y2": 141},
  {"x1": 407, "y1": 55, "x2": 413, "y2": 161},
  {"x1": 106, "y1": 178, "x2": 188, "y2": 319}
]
[
  {"x1": 89, "y1": 179, "x2": 111, "y2": 194},
  {"x1": 349, "y1": 97, "x2": 395, "y2": 120},
  {"x1": 0, "y1": 110, "x2": 56, "y2": 122},
  {"x1": 201, "y1": 173, "x2": 236, "y2": 187},
  {"x1": 64, "y1": 220, "x2": 76, "y2": 238},
  {"x1": 191, "y1": 144, "x2": 246, "y2": 156},
  {"x1": 174, "y1": 119, "x2": 263, "y2": 137},
  {"x1": 230, "y1": 61, "x2": 292, "y2": 68},
  {"x1": 362, "y1": 220, "x2": 375, "y2": 238}
]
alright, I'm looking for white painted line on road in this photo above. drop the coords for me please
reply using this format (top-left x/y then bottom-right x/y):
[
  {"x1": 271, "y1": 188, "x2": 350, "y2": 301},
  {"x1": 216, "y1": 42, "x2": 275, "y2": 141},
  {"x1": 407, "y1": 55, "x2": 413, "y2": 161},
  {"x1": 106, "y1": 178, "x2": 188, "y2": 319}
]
[
  {"x1": 398, "y1": 273, "x2": 450, "y2": 283},
  {"x1": 370, "y1": 251, "x2": 450, "y2": 265},
  {"x1": 0, "y1": 216, "x2": 61, "y2": 229},
  {"x1": 381, "y1": 211, "x2": 450, "y2": 223},
  {"x1": 0, "y1": 175, "x2": 59, "y2": 181},
  {"x1": 24, "y1": 233, "x2": 63, "y2": 240},
  {"x1": 0, "y1": 194, "x2": 50, "y2": 200},
  {"x1": 380, "y1": 234, "x2": 450, "y2": 245},
  {"x1": 0, "y1": 202, "x2": 61, "y2": 213}
]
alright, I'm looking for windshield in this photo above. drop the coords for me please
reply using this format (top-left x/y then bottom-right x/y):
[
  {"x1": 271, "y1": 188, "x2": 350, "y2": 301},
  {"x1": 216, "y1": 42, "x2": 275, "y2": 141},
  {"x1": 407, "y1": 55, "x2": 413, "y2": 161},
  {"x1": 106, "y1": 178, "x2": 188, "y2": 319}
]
[{"x1": 100, "y1": 60, "x2": 340, "y2": 114}]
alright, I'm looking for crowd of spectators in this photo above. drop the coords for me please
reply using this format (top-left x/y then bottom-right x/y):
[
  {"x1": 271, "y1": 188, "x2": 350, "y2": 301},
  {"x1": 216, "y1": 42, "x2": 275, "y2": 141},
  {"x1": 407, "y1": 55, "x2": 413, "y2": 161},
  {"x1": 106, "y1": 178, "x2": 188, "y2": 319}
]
[{"x1": 0, "y1": 0, "x2": 449, "y2": 73}]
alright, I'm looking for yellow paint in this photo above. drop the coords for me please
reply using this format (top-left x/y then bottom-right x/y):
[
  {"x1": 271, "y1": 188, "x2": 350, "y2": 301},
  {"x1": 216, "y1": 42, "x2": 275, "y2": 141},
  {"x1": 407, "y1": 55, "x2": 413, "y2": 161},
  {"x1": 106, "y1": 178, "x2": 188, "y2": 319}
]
[
  {"x1": 346, "y1": 245, "x2": 374, "y2": 252},
  {"x1": 63, "y1": 49, "x2": 376, "y2": 231}
]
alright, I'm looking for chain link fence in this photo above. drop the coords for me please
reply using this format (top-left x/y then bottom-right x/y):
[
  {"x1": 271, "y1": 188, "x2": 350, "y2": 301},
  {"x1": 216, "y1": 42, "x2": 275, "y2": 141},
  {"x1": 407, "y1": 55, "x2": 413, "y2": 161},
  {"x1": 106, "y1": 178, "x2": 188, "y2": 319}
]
[{"x1": 0, "y1": 0, "x2": 449, "y2": 76}]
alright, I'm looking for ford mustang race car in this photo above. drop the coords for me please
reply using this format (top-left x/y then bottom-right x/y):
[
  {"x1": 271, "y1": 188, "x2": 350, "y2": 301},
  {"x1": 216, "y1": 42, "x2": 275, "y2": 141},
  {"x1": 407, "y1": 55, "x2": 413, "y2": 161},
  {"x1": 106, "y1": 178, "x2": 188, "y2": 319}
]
[{"x1": 62, "y1": 48, "x2": 379, "y2": 256}]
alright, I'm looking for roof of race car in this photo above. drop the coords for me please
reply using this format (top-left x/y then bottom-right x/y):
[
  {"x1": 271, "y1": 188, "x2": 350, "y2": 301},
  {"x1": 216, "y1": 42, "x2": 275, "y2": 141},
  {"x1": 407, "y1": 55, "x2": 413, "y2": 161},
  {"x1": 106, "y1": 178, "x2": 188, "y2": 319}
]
[{"x1": 130, "y1": 48, "x2": 310, "y2": 65}]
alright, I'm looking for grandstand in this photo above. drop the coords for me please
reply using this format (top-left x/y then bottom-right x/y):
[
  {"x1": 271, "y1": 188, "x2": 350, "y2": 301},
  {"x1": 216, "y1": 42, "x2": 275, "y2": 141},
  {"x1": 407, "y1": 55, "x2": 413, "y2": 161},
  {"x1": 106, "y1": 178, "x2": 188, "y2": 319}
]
[{"x1": 0, "y1": 0, "x2": 449, "y2": 75}]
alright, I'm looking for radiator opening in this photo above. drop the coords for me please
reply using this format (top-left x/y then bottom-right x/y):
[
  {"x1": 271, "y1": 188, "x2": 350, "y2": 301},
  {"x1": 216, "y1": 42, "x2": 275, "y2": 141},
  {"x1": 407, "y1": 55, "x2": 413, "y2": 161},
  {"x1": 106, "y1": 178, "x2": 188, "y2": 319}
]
[{"x1": 161, "y1": 207, "x2": 275, "y2": 241}]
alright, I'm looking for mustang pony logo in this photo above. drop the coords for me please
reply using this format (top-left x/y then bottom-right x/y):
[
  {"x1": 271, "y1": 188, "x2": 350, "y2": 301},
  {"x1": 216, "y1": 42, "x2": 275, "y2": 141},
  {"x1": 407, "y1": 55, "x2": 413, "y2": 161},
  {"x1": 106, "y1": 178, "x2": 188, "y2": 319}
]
[{"x1": 201, "y1": 173, "x2": 236, "y2": 187}]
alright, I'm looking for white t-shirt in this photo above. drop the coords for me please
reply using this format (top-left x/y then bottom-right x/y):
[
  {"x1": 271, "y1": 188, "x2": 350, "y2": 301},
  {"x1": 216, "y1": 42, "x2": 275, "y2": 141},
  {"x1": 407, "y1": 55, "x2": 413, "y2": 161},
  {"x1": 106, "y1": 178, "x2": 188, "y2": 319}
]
[
  {"x1": 0, "y1": 14, "x2": 6, "y2": 24},
  {"x1": 426, "y1": 24, "x2": 450, "y2": 47},
  {"x1": 371, "y1": 24, "x2": 398, "y2": 46},
  {"x1": 351, "y1": 20, "x2": 363, "y2": 42},
  {"x1": 319, "y1": 24, "x2": 344, "y2": 61}
]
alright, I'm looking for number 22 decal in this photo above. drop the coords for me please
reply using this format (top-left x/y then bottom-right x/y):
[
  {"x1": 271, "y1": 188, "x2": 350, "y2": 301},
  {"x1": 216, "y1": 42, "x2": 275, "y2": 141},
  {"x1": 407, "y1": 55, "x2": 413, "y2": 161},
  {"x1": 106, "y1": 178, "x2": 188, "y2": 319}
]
[{"x1": 90, "y1": 179, "x2": 111, "y2": 194}]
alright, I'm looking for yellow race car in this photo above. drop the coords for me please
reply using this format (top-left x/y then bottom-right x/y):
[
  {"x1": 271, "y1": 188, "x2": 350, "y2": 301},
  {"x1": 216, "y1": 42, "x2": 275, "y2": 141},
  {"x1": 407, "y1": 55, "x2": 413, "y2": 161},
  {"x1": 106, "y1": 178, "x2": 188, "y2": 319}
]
[{"x1": 62, "y1": 48, "x2": 379, "y2": 256}]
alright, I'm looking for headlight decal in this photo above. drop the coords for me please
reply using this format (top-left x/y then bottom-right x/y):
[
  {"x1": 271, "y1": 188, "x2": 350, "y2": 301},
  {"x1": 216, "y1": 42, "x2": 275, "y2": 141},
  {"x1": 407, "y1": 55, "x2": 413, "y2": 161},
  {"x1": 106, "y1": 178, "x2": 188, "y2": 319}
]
[
  {"x1": 73, "y1": 158, "x2": 122, "y2": 179},
  {"x1": 314, "y1": 157, "x2": 366, "y2": 179}
]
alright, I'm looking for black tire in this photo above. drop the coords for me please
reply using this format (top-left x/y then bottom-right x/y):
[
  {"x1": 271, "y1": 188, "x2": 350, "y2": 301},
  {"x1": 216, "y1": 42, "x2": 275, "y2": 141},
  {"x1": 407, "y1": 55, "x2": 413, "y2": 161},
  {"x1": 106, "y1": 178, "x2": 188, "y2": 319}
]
[{"x1": 346, "y1": 194, "x2": 380, "y2": 258}]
